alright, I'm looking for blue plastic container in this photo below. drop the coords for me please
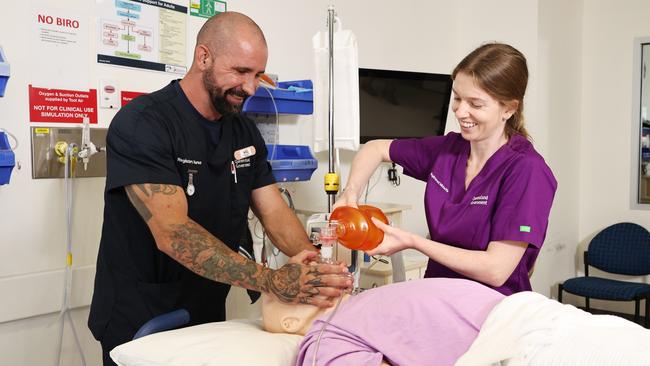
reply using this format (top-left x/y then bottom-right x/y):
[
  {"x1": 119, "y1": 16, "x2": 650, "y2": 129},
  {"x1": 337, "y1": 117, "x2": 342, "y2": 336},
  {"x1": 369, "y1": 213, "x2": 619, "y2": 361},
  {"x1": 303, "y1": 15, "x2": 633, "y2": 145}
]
[
  {"x1": 266, "y1": 144, "x2": 317, "y2": 182},
  {"x1": 0, "y1": 132, "x2": 15, "y2": 185},
  {"x1": 0, "y1": 76, "x2": 7, "y2": 98},
  {"x1": 243, "y1": 80, "x2": 313, "y2": 115},
  {"x1": 0, "y1": 46, "x2": 9, "y2": 97}
]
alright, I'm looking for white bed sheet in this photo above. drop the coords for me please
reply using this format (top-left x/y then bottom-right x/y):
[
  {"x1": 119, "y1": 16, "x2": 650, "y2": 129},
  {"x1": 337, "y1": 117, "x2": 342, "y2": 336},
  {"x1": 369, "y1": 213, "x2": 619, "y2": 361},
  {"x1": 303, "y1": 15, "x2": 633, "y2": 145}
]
[
  {"x1": 456, "y1": 291, "x2": 650, "y2": 366},
  {"x1": 110, "y1": 319, "x2": 303, "y2": 366},
  {"x1": 111, "y1": 292, "x2": 650, "y2": 366}
]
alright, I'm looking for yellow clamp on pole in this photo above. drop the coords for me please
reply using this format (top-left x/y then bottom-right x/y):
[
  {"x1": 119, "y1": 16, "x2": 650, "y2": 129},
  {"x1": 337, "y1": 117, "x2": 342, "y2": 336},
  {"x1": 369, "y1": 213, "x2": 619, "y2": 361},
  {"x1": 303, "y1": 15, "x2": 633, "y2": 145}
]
[
  {"x1": 66, "y1": 252, "x2": 73, "y2": 267},
  {"x1": 324, "y1": 172, "x2": 340, "y2": 194}
]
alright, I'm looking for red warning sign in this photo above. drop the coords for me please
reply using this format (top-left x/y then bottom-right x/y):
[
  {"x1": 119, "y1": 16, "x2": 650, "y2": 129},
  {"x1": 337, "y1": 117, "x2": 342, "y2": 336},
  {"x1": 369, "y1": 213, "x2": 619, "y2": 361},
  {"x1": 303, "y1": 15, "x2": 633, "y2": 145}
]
[
  {"x1": 121, "y1": 91, "x2": 146, "y2": 107},
  {"x1": 29, "y1": 85, "x2": 98, "y2": 123}
]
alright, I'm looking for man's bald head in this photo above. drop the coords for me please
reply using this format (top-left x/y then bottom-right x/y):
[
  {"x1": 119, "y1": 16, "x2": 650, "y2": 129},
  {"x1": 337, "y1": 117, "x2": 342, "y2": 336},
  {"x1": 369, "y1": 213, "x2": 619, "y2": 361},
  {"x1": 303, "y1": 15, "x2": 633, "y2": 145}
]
[{"x1": 196, "y1": 12, "x2": 266, "y2": 57}]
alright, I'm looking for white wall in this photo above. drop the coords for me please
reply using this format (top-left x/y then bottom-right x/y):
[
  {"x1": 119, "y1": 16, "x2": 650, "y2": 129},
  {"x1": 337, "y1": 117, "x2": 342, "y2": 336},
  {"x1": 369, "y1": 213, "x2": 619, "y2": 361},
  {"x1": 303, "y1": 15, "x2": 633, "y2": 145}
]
[
  {"x1": 0, "y1": 0, "x2": 199, "y2": 364},
  {"x1": 568, "y1": 0, "x2": 650, "y2": 312},
  {"x1": 3, "y1": 0, "x2": 649, "y2": 365},
  {"x1": 579, "y1": 1, "x2": 650, "y2": 235},
  {"x1": 535, "y1": 0, "x2": 584, "y2": 297}
]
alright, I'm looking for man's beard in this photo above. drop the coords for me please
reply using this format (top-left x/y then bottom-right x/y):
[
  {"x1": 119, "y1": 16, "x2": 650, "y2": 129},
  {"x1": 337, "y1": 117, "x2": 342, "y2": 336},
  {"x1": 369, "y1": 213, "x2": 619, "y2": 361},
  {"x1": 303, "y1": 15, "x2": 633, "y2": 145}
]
[{"x1": 202, "y1": 71, "x2": 250, "y2": 117}]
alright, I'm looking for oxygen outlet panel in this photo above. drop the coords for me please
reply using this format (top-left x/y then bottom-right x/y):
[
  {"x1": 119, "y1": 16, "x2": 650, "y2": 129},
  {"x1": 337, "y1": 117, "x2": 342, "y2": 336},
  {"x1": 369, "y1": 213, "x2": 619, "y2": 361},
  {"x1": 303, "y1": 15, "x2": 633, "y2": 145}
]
[{"x1": 30, "y1": 127, "x2": 108, "y2": 178}]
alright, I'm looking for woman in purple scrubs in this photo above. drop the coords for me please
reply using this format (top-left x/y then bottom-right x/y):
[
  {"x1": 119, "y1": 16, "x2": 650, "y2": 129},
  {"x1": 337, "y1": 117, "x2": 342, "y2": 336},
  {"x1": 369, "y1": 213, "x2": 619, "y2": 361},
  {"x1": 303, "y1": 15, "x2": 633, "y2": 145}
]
[{"x1": 336, "y1": 43, "x2": 557, "y2": 295}]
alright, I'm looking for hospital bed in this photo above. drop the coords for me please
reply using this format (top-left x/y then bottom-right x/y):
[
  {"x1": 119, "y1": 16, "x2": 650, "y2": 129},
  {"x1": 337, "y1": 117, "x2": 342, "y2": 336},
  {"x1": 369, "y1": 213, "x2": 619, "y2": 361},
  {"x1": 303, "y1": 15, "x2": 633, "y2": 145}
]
[
  {"x1": 110, "y1": 251, "x2": 408, "y2": 365},
  {"x1": 112, "y1": 318, "x2": 302, "y2": 366},
  {"x1": 110, "y1": 291, "x2": 650, "y2": 366}
]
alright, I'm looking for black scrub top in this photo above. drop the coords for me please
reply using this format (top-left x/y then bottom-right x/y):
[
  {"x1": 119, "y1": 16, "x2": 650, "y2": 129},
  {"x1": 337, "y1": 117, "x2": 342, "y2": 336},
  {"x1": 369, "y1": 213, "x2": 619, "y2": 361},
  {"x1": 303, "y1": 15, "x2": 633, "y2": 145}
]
[{"x1": 88, "y1": 80, "x2": 275, "y2": 342}]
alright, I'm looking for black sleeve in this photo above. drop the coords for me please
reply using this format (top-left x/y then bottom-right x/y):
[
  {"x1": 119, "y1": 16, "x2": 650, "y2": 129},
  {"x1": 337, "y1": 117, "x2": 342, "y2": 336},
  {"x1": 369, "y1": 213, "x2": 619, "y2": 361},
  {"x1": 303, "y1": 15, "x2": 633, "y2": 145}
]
[
  {"x1": 244, "y1": 116, "x2": 276, "y2": 190},
  {"x1": 105, "y1": 109, "x2": 181, "y2": 191}
]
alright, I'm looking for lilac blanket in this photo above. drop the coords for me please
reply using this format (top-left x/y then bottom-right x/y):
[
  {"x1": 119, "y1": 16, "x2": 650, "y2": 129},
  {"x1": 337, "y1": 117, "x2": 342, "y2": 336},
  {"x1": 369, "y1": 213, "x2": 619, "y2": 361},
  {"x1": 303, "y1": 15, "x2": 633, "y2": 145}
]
[{"x1": 296, "y1": 278, "x2": 504, "y2": 366}]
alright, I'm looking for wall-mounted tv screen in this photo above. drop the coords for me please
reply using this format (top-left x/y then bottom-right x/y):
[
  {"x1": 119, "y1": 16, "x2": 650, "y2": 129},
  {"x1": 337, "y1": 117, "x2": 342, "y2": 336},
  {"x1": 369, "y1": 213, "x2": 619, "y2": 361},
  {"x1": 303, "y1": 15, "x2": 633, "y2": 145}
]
[{"x1": 359, "y1": 68, "x2": 453, "y2": 143}]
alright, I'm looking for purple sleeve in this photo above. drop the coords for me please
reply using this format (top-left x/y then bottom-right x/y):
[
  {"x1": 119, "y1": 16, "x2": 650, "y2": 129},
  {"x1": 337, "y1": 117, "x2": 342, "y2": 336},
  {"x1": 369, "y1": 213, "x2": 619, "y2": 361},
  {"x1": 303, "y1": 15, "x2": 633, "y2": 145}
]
[
  {"x1": 389, "y1": 133, "x2": 454, "y2": 181},
  {"x1": 490, "y1": 156, "x2": 557, "y2": 248}
]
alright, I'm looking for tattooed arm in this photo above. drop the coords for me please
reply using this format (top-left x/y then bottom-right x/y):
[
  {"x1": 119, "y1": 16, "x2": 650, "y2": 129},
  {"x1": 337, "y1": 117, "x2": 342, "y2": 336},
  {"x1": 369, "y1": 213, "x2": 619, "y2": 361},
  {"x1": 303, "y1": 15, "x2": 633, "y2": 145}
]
[
  {"x1": 250, "y1": 184, "x2": 314, "y2": 256},
  {"x1": 125, "y1": 183, "x2": 350, "y2": 307}
]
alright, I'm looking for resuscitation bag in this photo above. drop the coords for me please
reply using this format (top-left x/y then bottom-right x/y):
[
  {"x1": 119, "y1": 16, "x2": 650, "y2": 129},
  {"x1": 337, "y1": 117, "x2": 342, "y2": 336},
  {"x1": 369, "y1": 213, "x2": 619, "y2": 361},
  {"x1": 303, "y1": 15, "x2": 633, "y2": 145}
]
[{"x1": 329, "y1": 205, "x2": 389, "y2": 251}]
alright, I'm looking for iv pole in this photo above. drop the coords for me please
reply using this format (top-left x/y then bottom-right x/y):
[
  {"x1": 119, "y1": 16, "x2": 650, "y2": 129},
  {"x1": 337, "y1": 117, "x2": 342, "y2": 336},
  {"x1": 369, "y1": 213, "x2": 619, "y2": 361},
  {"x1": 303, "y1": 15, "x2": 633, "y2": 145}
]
[
  {"x1": 324, "y1": 5, "x2": 338, "y2": 212},
  {"x1": 323, "y1": 5, "x2": 359, "y2": 278}
]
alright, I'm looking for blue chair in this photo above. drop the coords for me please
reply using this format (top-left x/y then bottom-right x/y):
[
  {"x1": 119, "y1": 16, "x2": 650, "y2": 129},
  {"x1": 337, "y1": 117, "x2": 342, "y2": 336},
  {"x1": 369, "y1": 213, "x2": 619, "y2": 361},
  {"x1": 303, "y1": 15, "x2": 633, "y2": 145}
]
[
  {"x1": 133, "y1": 309, "x2": 190, "y2": 340},
  {"x1": 558, "y1": 222, "x2": 650, "y2": 327}
]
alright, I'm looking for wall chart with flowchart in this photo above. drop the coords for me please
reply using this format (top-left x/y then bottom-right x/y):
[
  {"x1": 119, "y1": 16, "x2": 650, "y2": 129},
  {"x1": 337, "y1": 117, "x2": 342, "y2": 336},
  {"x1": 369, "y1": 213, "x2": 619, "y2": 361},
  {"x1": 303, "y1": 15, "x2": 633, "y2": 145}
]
[{"x1": 97, "y1": 0, "x2": 187, "y2": 74}]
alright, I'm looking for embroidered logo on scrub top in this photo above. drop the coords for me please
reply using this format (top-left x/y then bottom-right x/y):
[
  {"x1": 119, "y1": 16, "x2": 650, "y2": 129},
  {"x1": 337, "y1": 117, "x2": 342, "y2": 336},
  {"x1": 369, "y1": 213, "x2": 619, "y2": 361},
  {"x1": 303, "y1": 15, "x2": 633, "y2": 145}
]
[
  {"x1": 429, "y1": 173, "x2": 449, "y2": 193},
  {"x1": 234, "y1": 158, "x2": 251, "y2": 169},
  {"x1": 177, "y1": 157, "x2": 203, "y2": 165},
  {"x1": 470, "y1": 195, "x2": 489, "y2": 205}
]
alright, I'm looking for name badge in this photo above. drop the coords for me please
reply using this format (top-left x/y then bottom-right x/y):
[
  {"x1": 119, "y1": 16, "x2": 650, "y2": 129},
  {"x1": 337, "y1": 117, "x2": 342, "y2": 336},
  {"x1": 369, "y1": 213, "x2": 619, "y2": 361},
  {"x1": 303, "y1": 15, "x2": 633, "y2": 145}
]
[{"x1": 234, "y1": 146, "x2": 256, "y2": 161}]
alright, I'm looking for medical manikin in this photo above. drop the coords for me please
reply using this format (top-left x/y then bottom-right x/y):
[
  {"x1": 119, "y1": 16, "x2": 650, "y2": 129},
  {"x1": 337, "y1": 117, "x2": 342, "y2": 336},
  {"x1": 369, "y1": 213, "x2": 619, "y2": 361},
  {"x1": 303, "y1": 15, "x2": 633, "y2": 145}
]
[
  {"x1": 264, "y1": 278, "x2": 650, "y2": 366},
  {"x1": 262, "y1": 278, "x2": 504, "y2": 366}
]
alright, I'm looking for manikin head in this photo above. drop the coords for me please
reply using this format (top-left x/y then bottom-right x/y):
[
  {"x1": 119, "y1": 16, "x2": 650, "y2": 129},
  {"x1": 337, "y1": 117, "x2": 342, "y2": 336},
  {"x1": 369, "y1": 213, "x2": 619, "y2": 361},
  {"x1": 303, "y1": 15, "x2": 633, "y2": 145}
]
[{"x1": 262, "y1": 294, "x2": 347, "y2": 335}]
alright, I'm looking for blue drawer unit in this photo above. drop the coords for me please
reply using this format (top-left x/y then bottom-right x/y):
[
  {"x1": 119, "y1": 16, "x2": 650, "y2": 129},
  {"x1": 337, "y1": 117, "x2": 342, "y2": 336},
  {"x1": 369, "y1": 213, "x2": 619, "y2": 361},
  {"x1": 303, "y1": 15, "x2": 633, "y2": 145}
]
[
  {"x1": 266, "y1": 144, "x2": 317, "y2": 182},
  {"x1": 0, "y1": 132, "x2": 15, "y2": 185},
  {"x1": 0, "y1": 46, "x2": 9, "y2": 97},
  {"x1": 243, "y1": 80, "x2": 313, "y2": 115}
]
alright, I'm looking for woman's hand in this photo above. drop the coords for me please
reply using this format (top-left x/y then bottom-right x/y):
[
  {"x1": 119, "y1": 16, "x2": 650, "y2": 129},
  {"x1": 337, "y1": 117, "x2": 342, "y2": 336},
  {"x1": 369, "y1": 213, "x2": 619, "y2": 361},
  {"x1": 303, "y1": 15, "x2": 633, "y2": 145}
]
[
  {"x1": 365, "y1": 217, "x2": 416, "y2": 256},
  {"x1": 333, "y1": 189, "x2": 359, "y2": 210}
]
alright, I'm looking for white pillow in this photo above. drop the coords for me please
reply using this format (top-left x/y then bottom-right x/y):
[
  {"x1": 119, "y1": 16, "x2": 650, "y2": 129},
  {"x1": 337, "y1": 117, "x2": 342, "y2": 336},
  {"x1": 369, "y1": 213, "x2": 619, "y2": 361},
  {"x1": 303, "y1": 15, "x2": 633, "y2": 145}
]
[{"x1": 110, "y1": 319, "x2": 303, "y2": 366}]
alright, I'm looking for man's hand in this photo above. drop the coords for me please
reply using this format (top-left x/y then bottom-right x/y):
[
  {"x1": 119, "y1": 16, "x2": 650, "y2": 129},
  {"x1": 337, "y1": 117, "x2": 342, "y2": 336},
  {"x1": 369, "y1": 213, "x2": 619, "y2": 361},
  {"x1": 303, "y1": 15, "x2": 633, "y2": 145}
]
[{"x1": 265, "y1": 250, "x2": 352, "y2": 307}]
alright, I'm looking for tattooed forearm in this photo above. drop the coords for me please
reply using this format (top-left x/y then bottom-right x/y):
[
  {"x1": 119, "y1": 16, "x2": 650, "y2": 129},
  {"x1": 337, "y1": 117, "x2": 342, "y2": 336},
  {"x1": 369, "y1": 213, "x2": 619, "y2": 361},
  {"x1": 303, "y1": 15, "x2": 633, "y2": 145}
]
[
  {"x1": 167, "y1": 220, "x2": 327, "y2": 303},
  {"x1": 125, "y1": 185, "x2": 153, "y2": 221},
  {"x1": 127, "y1": 183, "x2": 325, "y2": 303},
  {"x1": 168, "y1": 220, "x2": 273, "y2": 292}
]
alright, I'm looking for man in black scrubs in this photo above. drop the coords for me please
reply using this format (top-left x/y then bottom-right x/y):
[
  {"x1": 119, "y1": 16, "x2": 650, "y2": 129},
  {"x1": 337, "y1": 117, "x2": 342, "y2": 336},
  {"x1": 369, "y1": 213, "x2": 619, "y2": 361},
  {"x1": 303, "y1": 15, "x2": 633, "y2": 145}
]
[{"x1": 88, "y1": 12, "x2": 351, "y2": 366}]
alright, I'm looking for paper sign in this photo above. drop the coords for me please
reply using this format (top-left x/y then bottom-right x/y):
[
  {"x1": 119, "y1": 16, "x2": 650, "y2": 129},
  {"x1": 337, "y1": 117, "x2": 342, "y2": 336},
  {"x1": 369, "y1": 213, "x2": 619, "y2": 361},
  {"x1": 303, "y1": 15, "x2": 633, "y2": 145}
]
[
  {"x1": 31, "y1": 7, "x2": 89, "y2": 90},
  {"x1": 97, "y1": 0, "x2": 187, "y2": 74}
]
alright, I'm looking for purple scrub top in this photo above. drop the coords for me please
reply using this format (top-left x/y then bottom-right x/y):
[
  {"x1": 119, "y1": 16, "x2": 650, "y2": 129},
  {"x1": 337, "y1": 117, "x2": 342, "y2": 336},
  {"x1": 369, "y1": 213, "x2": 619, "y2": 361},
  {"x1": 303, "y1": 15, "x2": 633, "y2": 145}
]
[{"x1": 390, "y1": 132, "x2": 557, "y2": 295}]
